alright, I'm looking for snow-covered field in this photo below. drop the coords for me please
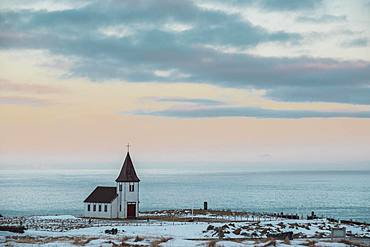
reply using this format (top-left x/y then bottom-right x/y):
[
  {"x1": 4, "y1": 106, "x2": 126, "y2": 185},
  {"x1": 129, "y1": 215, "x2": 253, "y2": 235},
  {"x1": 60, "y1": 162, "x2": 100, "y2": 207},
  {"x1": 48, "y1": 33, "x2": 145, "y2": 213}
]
[{"x1": 0, "y1": 214, "x2": 369, "y2": 246}]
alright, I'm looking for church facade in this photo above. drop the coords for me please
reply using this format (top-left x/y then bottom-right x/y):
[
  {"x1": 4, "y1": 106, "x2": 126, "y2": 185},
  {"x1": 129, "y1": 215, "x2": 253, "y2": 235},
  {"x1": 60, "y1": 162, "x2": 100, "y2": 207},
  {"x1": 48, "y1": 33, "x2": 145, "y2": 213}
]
[{"x1": 83, "y1": 150, "x2": 140, "y2": 219}]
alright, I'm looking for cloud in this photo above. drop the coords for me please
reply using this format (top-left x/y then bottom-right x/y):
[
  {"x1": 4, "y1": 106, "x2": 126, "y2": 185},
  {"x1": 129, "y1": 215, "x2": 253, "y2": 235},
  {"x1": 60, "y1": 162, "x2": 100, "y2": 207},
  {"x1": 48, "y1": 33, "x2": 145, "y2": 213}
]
[
  {"x1": 149, "y1": 97, "x2": 224, "y2": 105},
  {"x1": 0, "y1": 96, "x2": 52, "y2": 106},
  {"x1": 0, "y1": 0, "x2": 369, "y2": 107},
  {"x1": 296, "y1": 14, "x2": 347, "y2": 23},
  {"x1": 0, "y1": 79, "x2": 67, "y2": 94},
  {"x1": 219, "y1": 0, "x2": 322, "y2": 11},
  {"x1": 257, "y1": 0, "x2": 322, "y2": 11},
  {"x1": 266, "y1": 86, "x2": 370, "y2": 105},
  {"x1": 342, "y1": 38, "x2": 369, "y2": 47},
  {"x1": 133, "y1": 106, "x2": 370, "y2": 119}
]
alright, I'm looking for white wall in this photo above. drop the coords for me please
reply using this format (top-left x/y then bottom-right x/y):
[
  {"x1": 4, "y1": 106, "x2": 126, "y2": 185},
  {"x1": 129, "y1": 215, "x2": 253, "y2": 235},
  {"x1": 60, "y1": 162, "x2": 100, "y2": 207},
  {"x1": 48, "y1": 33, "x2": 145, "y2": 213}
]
[
  {"x1": 84, "y1": 198, "x2": 118, "y2": 219},
  {"x1": 117, "y1": 182, "x2": 139, "y2": 218},
  {"x1": 111, "y1": 197, "x2": 118, "y2": 218}
]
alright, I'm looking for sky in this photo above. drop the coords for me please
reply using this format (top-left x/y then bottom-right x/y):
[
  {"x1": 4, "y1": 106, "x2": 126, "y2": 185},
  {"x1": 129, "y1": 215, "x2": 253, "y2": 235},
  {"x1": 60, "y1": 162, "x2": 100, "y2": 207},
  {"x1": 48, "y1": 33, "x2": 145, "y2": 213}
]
[{"x1": 0, "y1": 0, "x2": 370, "y2": 171}]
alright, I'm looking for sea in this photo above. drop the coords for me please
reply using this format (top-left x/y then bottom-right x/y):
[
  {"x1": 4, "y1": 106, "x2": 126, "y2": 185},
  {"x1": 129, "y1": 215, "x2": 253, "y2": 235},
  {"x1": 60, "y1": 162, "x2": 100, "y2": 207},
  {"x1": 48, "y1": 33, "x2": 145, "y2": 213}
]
[{"x1": 0, "y1": 169, "x2": 369, "y2": 223}]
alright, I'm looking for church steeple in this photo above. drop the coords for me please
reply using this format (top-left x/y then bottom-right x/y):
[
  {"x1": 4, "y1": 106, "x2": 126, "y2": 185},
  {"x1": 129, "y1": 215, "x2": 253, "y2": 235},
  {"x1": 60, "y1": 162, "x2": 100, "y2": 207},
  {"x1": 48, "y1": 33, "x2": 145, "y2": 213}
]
[{"x1": 115, "y1": 145, "x2": 140, "y2": 182}]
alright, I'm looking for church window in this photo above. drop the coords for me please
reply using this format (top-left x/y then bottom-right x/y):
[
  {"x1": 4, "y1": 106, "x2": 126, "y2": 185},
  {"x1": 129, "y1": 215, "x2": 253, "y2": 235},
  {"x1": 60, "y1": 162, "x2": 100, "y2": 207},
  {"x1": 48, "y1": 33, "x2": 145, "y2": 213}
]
[
  {"x1": 87, "y1": 204, "x2": 90, "y2": 211},
  {"x1": 98, "y1": 205, "x2": 102, "y2": 212},
  {"x1": 120, "y1": 204, "x2": 122, "y2": 211},
  {"x1": 93, "y1": 205, "x2": 96, "y2": 211},
  {"x1": 119, "y1": 184, "x2": 122, "y2": 191},
  {"x1": 104, "y1": 205, "x2": 108, "y2": 212},
  {"x1": 129, "y1": 183, "x2": 134, "y2": 192}
]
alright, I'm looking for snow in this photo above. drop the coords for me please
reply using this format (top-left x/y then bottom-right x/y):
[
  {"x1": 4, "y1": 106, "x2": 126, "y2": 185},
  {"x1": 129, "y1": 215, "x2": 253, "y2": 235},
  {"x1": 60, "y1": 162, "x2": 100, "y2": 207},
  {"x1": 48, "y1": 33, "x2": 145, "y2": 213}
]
[
  {"x1": 1, "y1": 215, "x2": 369, "y2": 246},
  {"x1": 33, "y1": 215, "x2": 77, "y2": 220},
  {"x1": 316, "y1": 242, "x2": 348, "y2": 247},
  {"x1": 216, "y1": 241, "x2": 247, "y2": 246},
  {"x1": 26, "y1": 221, "x2": 209, "y2": 239}
]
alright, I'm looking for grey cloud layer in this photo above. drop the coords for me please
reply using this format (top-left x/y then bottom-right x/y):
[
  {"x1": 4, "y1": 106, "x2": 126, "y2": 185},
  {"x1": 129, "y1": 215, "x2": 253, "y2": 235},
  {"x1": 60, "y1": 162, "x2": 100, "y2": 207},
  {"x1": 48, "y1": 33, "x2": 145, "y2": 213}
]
[
  {"x1": 296, "y1": 14, "x2": 347, "y2": 23},
  {"x1": 257, "y1": 0, "x2": 322, "y2": 11},
  {"x1": 134, "y1": 106, "x2": 370, "y2": 119},
  {"x1": 223, "y1": 0, "x2": 322, "y2": 11},
  {"x1": 1, "y1": 0, "x2": 370, "y2": 109},
  {"x1": 152, "y1": 97, "x2": 223, "y2": 105}
]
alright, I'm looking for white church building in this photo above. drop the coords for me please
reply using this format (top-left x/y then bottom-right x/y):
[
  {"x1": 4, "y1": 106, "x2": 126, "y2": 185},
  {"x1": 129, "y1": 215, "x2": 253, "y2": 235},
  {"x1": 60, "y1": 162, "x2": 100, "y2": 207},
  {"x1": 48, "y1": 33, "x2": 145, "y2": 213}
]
[{"x1": 83, "y1": 148, "x2": 140, "y2": 219}]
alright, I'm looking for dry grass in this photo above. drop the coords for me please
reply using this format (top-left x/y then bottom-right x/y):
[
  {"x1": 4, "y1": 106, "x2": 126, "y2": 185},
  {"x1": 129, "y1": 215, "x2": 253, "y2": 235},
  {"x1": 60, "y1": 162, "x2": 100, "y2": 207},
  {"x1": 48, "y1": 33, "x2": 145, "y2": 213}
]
[
  {"x1": 150, "y1": 237, "x2": 173, "y2": 247},
  {"x1": 72, "y1": 236, "x2": 98, "y2": 245},
  {"x1": 340, "y1": 239, "x2": 368, "y2": 247},
  {"x1": 207, "y1": 240, "x2": 217, "y2": 247},
  {"x1": 6, "y1": 236, "x2": 40, "y2": 244},
  {"x1": 6, "y1": 236, "x2": 72, "y2": 245},
  {"x1": 6, "y1": 236, "x2": 105, "y2": 246},
  {"x1": 303, "y1": 240, "x2": 316, "y2": 247},
  {"x1": 114, "y1": 236, "x2": 132, "y2": 247},
  {"x1": 134, "y1": 235, "x2": 144, "y2": 242},
  {"x1": 284, "y1": 236, "x2": 291, "y2": 245}
]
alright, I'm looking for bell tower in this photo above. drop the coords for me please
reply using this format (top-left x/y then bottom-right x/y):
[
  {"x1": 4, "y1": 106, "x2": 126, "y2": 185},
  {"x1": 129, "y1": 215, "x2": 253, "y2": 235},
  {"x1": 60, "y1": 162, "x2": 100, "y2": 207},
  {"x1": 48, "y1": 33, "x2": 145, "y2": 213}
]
[{"x1": 115, "y1": 144, "x2": 140, "y2": 219}]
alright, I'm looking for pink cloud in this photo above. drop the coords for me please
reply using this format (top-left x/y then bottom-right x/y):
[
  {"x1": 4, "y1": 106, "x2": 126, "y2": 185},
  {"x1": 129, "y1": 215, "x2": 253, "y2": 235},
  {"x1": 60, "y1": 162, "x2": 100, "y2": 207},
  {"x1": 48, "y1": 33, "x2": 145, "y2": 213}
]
[{"x1": 0, "y1": 79, "x2": 67, "y2": 94}]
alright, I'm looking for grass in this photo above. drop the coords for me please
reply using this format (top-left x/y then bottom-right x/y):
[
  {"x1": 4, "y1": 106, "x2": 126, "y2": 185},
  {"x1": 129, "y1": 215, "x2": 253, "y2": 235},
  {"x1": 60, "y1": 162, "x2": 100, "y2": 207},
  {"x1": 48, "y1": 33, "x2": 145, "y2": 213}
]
[
  {"x1": 150, "y1": 237, "x2": 173, "y2": 247},
  {"x1": 72, "y1": 237, "x2": 98, "y2": 245},
  {"x1": 207, "y1": 240, "x2": 217, "y2": 247}
]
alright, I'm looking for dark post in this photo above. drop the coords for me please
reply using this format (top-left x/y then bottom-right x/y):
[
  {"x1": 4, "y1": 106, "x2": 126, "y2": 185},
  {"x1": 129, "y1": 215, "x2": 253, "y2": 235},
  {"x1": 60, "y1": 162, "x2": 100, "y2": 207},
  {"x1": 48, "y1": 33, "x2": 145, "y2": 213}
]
[{"x1": 204, "y1": 201, "x2": 208, "y2": 210}]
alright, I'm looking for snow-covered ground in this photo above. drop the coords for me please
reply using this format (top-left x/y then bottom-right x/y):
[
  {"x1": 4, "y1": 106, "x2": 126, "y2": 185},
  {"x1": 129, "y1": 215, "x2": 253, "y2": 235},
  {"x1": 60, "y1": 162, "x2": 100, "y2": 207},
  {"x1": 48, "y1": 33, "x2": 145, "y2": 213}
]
[
  {"x1": 0, "y1": 214, "x2": 369, "y2": 246},
  {"x1": 33, "y1": 215, "x2": 77, "y2": 220}
]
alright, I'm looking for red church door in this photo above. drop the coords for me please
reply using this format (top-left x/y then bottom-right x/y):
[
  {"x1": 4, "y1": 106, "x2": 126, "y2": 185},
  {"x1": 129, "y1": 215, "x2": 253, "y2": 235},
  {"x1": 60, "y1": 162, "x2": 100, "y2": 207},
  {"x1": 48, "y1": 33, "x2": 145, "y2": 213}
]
[{"x1": 127, "y1": 203, "x2": 136, "y2": 219}]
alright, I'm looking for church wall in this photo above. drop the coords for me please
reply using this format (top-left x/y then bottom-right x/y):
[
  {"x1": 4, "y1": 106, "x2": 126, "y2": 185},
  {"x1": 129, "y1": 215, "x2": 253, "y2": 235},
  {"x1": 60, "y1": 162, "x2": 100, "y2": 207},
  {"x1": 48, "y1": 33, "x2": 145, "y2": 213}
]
[
  {"x1": 84, "y1": 202, "x2": 115, "y2": 219},
  {"x1": 111, "y1": 197, "x2": 118, "y2": 218},
  {"x1": 117, "y1": 182, "x2": 139, "y2": 218},
  {"x1": 126, "y1": 182, "x2": 139, "y2": 202}
]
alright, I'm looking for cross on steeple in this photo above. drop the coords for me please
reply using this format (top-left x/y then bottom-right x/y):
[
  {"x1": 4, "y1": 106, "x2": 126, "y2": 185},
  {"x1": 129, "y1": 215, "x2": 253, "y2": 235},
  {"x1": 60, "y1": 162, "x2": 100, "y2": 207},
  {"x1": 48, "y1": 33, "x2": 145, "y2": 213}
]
[{"x1": 126, "y1": 143, "x2": 131, "y2": 153}]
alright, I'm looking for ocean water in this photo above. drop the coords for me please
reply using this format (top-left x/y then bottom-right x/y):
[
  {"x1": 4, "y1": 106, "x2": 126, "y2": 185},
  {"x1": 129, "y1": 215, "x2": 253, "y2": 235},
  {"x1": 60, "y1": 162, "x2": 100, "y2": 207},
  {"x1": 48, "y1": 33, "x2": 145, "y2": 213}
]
[{"x1": 0, "y1": 169, "x2": 369, "y2": 222}]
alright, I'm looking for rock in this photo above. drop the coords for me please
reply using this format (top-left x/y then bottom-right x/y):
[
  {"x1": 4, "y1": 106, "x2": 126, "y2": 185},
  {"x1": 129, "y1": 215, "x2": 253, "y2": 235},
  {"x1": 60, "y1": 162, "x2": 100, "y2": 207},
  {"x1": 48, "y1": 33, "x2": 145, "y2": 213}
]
[
  {"x1": 277, "y1": 222, "x2": 285, "y2": 228},
  {"x1": 105, "y1": 228, "x2": 118, "y2": 235},
  {"x1": 261, "y1": 228, "x2": 269, "y2": 235},
  {"x1": 270, "y1": 231, "x2": 293, "y2": 240},
  {"x1": 206, "y1": 225, "x2": 215, "y2": 231},
  {"x1": 0, "y1": 225, "x2": 26, "y2": 233},
  {"x1": 233, "y1": 228, "x2": 241, "y2": 235},
  {"x1": 218, "y1": 230, "x2": 224, "y2": 239}
]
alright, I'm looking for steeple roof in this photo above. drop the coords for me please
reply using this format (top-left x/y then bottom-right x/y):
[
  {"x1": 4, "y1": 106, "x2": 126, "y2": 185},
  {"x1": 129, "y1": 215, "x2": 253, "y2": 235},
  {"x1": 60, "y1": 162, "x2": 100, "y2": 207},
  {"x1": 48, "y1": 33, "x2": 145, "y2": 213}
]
[{"x1": 116, "y1": 152, "x2": 140, "y2": 182}]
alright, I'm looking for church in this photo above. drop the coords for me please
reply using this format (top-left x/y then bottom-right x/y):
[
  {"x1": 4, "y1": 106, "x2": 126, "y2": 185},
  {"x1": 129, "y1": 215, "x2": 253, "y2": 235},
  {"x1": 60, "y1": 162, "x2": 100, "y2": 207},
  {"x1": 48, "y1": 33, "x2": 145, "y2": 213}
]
[{"x1": 83, "y1": 146, "x2": 140, "y2": 219}]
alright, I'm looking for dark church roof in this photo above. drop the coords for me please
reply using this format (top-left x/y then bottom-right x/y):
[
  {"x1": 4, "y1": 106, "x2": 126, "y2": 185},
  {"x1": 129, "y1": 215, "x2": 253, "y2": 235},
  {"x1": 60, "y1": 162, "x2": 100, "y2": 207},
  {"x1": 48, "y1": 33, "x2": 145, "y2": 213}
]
[
  {"x1": 84, "y1": 186, "x2": 118, "y2": 203},
  {"x1": 116, "y1": 152, "x2": 140, "y2": 182}
]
